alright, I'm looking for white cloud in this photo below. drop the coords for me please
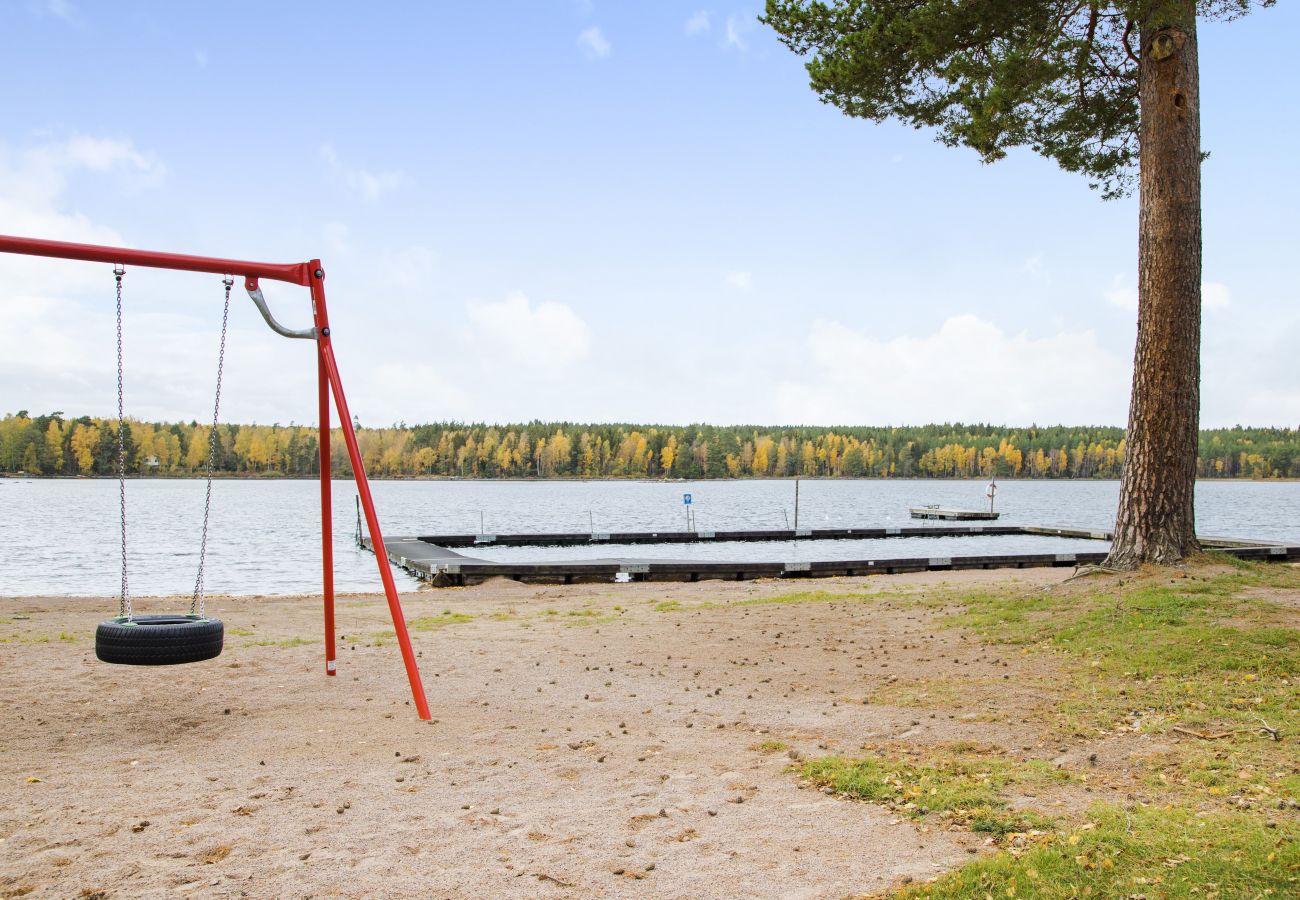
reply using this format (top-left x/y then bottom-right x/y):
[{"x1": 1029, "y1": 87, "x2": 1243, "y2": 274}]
[
  {"x1": 723, "y1": 13, "x2": 750, "y2": 52},
  {"x1": 463, "y1": 292, "x2": 591, "y2": 373},
  {"x1": 1104, "y1": 276, "x2": 1231, "y2": 312},
  {"x1": 0, "y1": 134, "x2": 164, "y2": 205},
  {"x1": 0, "y1": 135, "x2": 163, "y2": 295},
  {"x1": 61, "y1": 135, "x2": 157, "y2": 174},
  {"x1": 0, "y1": 134, "x2": 320, "y2": 425},
  {"x1": 776, "y1": 314, "x2": 1131, "y2": 425},
  {"x1": 724, "y1": 270, "x2": 752, "y2": 290},
  {"x1": 577, "y1": 26, "x2": 611, "y2": 59},
  {"x1": 685, "y1": 11, "x2": 711, "y2": 35},
  {"x1": 33, "y1": 0, "x2": 82, "y2": 26},
  {"x1": 319, "y1": 143, "x2": 407, "y2": 203}
]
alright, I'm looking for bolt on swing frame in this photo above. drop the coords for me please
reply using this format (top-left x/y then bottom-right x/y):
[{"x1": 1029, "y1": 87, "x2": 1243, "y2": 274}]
[{"x1": 0, "y1": 233, "x2": 432, "y2": 720}]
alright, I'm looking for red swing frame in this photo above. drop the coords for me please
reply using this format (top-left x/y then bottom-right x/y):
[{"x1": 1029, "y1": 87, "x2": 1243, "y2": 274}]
[{"x1": 0, "y1": 233, "x2": 432, "y2": 720}]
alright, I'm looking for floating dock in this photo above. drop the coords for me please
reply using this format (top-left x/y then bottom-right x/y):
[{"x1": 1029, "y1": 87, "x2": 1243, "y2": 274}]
[
  {"x1": 360, "y1": 525, "x2": 1300, "y2": 587},
  {"x1": 909, "y1": 506, "x2": 1000, "y2": 521}
]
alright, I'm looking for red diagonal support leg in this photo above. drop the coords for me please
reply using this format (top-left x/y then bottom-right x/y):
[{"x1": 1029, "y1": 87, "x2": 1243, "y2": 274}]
[{"x1": 311, "y1": 268, "x2": 431, "y2": 720}]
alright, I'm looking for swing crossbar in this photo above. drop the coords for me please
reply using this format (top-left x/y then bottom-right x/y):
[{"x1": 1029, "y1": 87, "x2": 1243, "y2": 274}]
[
  {"x1": 0, "y1": 233, "x2": 314, "y2": 285},
  {"x1": 0, "y1": 231, "x2": 433, "y2": 721}
]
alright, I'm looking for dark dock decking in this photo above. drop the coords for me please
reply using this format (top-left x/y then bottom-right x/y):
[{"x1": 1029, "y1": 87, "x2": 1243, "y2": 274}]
[
  {"x1": 909, "y1": 506, "x2": 1000, "y2": 521},
  {"x1": 360, "y1": 525, "x2": 1300, "y2": 587}
]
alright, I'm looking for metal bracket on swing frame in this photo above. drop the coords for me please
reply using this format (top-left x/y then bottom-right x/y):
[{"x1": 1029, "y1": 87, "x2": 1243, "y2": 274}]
[{"x1": 245, "y1": 278, "x2": 317, "y2": 340}]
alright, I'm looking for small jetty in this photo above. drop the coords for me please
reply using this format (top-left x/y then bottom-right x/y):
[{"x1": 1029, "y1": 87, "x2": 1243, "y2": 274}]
[
  {"x1": 909, "y1": 505, "x2": 1000, "y2": 521},
  {"x1": 360, "y1": 524, "x2": 1299, "y2": 587}
]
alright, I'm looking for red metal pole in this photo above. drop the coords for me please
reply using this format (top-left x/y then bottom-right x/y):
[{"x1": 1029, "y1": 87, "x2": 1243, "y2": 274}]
[
  {"x1": 0, "y1": 233, "x2": 313, "y2": 285},
  {"x1": 317, "y1": 346, "x2": 336, "y2": 676},
  {"x1": 310, "y1": 266, "x2": 432, "y2": 720}
]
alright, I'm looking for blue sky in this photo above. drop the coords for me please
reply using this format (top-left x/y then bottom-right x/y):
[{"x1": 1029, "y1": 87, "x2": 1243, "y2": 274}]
[{"x1": 1, "y1": 1, "x2": 1296, "y2": 429}]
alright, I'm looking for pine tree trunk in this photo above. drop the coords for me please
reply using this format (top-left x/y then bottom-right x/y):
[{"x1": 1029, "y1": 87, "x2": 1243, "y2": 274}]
[{"x1": 1106, "y1": 8, "x2": 1202, "y2": 569}]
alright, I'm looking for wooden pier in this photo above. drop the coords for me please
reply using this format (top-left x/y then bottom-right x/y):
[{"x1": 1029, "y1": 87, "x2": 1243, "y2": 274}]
[
  {"x1": 360, "y1": 525, "x2": 1300, "y2": 587},
  {"x1": 909, "y1": 506, "x2": 1000, "y2": 521}
]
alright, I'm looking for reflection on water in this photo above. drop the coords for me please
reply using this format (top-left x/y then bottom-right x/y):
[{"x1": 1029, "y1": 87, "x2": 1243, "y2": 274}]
[{"x1": 0, "y1": 477, "x2": 1296, "y2": 597}]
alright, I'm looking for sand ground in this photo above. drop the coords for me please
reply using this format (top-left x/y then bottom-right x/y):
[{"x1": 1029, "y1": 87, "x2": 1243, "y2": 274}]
[{"x1": 1, "y1": 569, "x2": 1101, "y2": 899}]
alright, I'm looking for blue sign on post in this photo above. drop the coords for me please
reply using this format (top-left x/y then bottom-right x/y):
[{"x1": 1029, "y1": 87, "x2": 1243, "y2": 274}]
[{"x1": 683, "y1": 493, "x2": 692, "y2": 505}]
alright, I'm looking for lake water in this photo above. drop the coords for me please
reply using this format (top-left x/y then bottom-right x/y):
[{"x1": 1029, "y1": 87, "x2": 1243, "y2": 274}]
[{"x1": 1, "y1": 477, "x2": 1296, "y2": 597}]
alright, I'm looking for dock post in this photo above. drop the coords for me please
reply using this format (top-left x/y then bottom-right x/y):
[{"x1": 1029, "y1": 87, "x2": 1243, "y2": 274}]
[{"x1": 794, "y1": 478, "x2": 800, "y2": 530}]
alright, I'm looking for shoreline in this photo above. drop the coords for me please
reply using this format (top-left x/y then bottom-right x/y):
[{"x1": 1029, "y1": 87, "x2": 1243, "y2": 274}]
[{"x1": 4, "y1": 473, "x2": 1299, "y2": 484}]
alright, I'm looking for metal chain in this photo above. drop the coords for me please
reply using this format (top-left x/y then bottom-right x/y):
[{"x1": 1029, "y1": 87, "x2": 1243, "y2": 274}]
[
  {"x1": 191, "y1": 277, "x2": 233, "y2": 616},
  {"x1": 114, "y1": 265, "x2": 131, "y2": 620}
]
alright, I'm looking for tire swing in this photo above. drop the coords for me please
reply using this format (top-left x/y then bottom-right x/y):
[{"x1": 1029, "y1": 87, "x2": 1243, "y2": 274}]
[{"x1": 95, "y1": 265, "x2": 230, "y2": 666}]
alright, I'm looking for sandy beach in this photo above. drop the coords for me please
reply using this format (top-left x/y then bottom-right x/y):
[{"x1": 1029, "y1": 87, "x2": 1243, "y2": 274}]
[{"x1": 0, "y1": 568, "x2": 1176, "y2": 898}]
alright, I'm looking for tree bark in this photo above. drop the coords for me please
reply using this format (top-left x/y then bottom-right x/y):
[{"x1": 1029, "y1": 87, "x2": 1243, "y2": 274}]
[{"x1": 1106, "y1": 6, "x2": 1202, "y2": 569}]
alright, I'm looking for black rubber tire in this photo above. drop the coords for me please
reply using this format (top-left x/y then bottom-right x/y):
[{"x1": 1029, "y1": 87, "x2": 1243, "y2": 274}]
[{"x1": 95, "y1": 615, "x2": 224, "y2": 666}]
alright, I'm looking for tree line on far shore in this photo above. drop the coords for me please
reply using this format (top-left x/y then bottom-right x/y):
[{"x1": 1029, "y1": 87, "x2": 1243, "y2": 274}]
[{"x1": 3, "y1": 411, "x2": 1297, "y2": 481}]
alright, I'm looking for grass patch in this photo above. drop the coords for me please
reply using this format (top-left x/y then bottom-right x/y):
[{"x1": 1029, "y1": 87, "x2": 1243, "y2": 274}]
[
  {"x1": 835, "y1": 559, "x2": 1300, "y2": 894},
  {"x1": 407, "y1": 612, "x2": 474, "y2": 631},
  {"x1": 0, "y1": 631, "x2": 79, "y2": 644},
  {"x1": 899, "y1": 802, "x2": 1300, "y2": 899},
  {"x1": 561, "y1": 607, "x2": 620, "y2": 627},
  {"x1": 867, "y1": 677, "x2": 964, "y2": 708},
  {"x1": 226, "y1": 626, "x2": 256, "y2": 637},
  {"x1": 368, "y1": 612, "x2": 474, "y2": 645},
  {"x1": 653, "y1": 590, "x2": 881, "y2": 614},
  {"x1": 248, "y1": 636, "x2": 314, "y2": 648},
  {"x1": 930, "y1": 562, "x2": 1300, "y2": 799},
  {"x1": 751, "y1": 739, "x2": 789, "y2": 754},
  {"x1": 563, "y1": 615, "x2": 617, "y2": 627},
  {"x1": 735, "y1": 589, "x2": 877, "y2": 607},
  {"x1": 802, "y1": 747, "x2": 1062, "y2": 839}
]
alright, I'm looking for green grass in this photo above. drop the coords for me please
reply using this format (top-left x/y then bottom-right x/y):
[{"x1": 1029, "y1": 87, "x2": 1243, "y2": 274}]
[
  {"x1": 735, "y1": 589, "x2": 877, "y2": 607},
  {"x1": 653, "y1": 589, "x2": 880, "y2": 614},
  {"x1": 789, "y1": 560, "x2": 1300, "y2": 895},
  {"x1": 562, "y1": 609, "x2": 618, "y2": 627},
  {"x1": 751, "y1": 739, "x2": 789, "y2": 754},
  {"x1": 898, "y1": 802, "x2": 1300, "y2": 899},
  {"x1": 654, "y1": 599, "x2": 687, "y2": 612},
  {"x1": 248, "y1": 636, "x2": 313, "y2": 648},
  {"x1": 369, "y1": 611, "x2": 475, "y2": 644},
  {"x1": 929, "y1": 561, "x2": 1300, "y2": 803},
  {"x1": 802, "y1": 748, "x2": 1062, "y2": 839},
  {"x1": 407, "y1": 612, "x2": 474, "y2": 630},
  {"x1": 0, "y1": 631, "x2": 79, "y2": 644}
]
